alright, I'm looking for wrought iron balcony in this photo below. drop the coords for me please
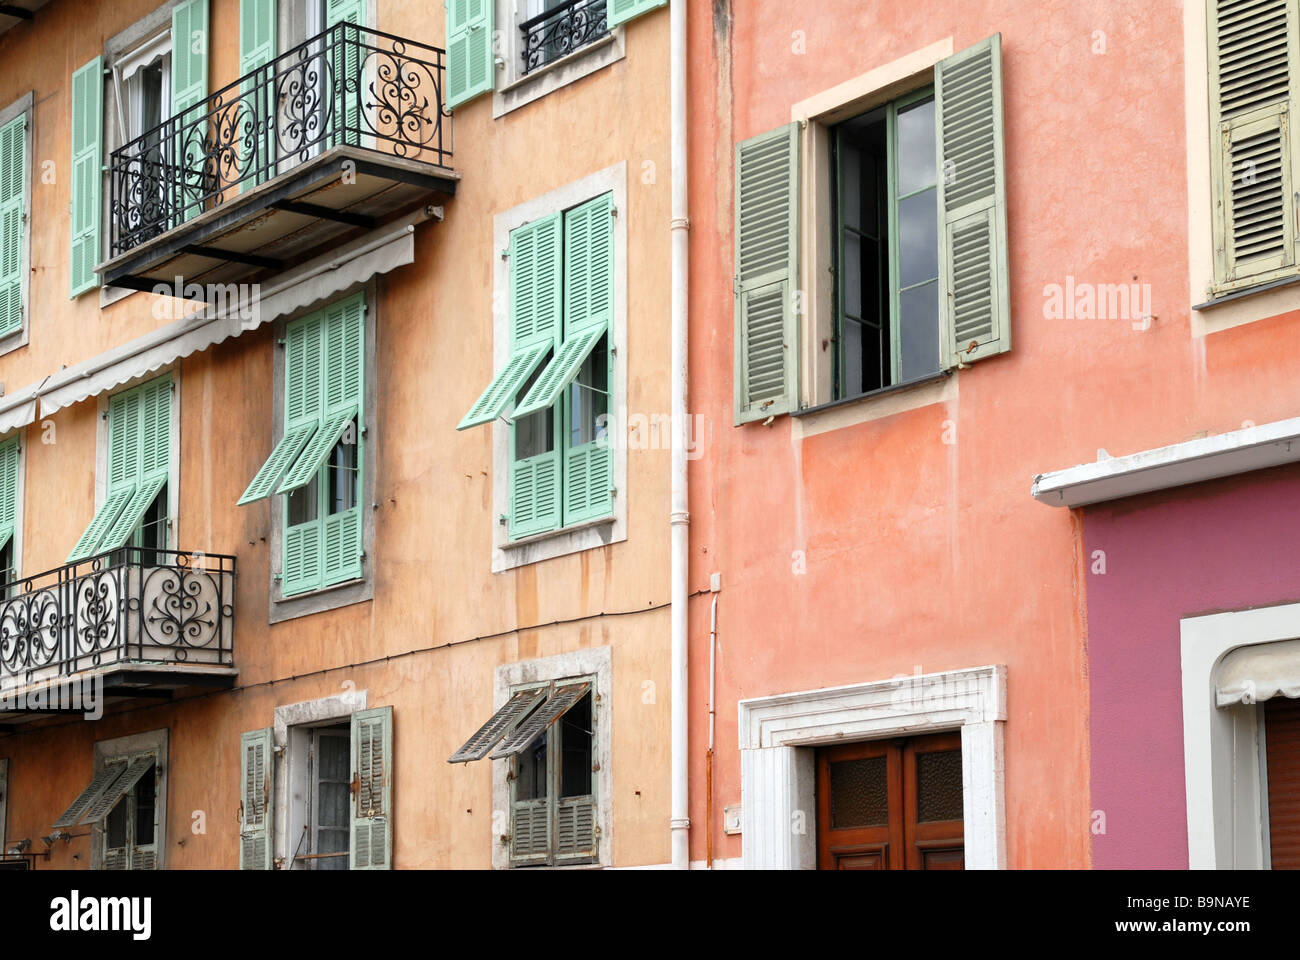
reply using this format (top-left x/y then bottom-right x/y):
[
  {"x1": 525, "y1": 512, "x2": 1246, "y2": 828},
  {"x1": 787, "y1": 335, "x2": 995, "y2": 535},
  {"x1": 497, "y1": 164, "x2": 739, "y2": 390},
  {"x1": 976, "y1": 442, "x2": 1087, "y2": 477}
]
[
  {"x1": 521, "y1": 0, "x2": 609, "y2": 76},
  {"x1": 102, "y1": 21, "x2": 457, "y2": 292},
  {"x1": 0, "y1": 548, "x2": 236, "y2": 720}
]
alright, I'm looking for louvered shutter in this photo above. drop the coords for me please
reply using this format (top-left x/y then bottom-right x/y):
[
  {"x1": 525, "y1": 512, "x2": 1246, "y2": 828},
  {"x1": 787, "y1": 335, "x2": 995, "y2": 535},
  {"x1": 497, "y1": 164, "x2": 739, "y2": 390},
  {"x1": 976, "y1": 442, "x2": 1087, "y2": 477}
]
[
  {"x1": 555, "y1": 796, "x2": 597, "y2": 862},
  {"x1": 445, "y1": 0, "x2": 494, "y2": 110},
  {"x1": 608, "y1": 0, "x2": 666, "y2": 28},
  {"x1": 239, "y1": 728, "x2": 274, "y2": 870},
  {"x1": 1208, "y1": 0, "x2": 1300, "y2": 292},
  {"x1": 350, "y1": 706, "x2": 392, "y2": 870},
  {"x1": 70, "y1": 57, "x2": 102, "y2": 298},
  {"x1": 0, "y1": 436, "x2": 19, "y2": 555},
  {"x1": 239, "y1": 0, "x2": 277, "y2": 187},
  {"x1": 325, "y1": 0, "x2": 365, "y2": 147},
  {"x1": 511, "y1": 798, "x2": 550, "y2": 865},
  {"x1": 734, "y1": 124, "x2": 799, "y2": 424},
  {"x1": 96, "y1": 377, "x2": 170, "y2": 554},
  {"x1": 53, "y1": 764, "x2": 126, "y2": 829},
  {"x1": 280, "y1": 310, "x2": 325, "y2": 595},
  {"x1": 172, "y1": 0, "x2": 210, "y2": 223},
  {"x1": 935, "y1": 34, "x2": 1011, "y2": 366},
  {"x1": 491, "y1": 682, "x2": 591, "y2": 758},
  {"x1": 448, "y1": 688, "x2": 549, "y2": 762},
  {"x1": 508, "y1": 214, "x2": 563, "y2": 539},
  {"x1": 0, "y1": 113, "x2": 24, "y2": 334},
  {"x1": 239, "y1": 0, "x2": 277, "y2": 74},
  {"x1": 238, "y1": 422, "x2": 316, "y2": 504},
  {"x1": 321, "y1": 295, "x2": 364, "y2": 585}
]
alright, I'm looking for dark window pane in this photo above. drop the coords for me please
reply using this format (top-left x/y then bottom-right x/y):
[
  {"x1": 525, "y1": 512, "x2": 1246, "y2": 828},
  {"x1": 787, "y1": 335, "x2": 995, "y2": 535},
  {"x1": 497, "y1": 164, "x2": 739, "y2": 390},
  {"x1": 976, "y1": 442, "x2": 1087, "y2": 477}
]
[
  {"x1": 568, "y1": 341, "x2": 608, "y2": 448},
  {"x1": 560, "y1": 693, "x2": 593, "y2": 798},
  {"x1": 916, "y1": 749, "x2": 963, "y2": 822},
  {"x1": 897, "y1": 187, "x2": 938, "y2": 289},
  {"x1": 898, "y1": 279, "x2": 940, "y2": 382},
  {"x1": 829, "y1": 755, "x2": 888, "y2": 828},
  {"x1": 287, "y1": 478, "x2": 318, "y2": 527},
  {"x1": 515, "y1": 357, "x2": 555, "y2": 460},
  {"x1": 896, "y1": 97, "x2": 937, "y2": 196},
  {"x1": 327, "y1": 426, "x2": 359, "y2": 516},
  {"x1": 516, "y1": 727, "x2": 548, "y2": 801},
  {"x1": 105, "y1": 793, "x2": 128, "y2": 849},
  {"x1": 136, "y1": 486, "x2": 168, "y2": 562},
  {"x1": 134, "y1": 763, "x2": 156, "y2": 846}
]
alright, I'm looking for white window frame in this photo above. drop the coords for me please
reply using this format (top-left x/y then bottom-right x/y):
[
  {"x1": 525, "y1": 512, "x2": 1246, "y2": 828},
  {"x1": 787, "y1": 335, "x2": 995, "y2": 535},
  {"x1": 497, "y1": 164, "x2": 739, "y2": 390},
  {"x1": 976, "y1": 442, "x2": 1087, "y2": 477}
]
[
  {"x1": 91, "y1": 728, "x2": 168, "y2": 871},
  {"x1": 493, "y1": 0, "x2": 626, "y2": 118},
  {"x1": 737, "y1": 664, "x2": 1007, "y2": 869},
  {"x1": 272, "y1": 687, "x2": 368, "y2": 869},
  {"x1": 490, "y1": 163, "x2": 628, "y2": 573},
  {"x1": 492, "y1": 645, "x2": 612, "y2": 869},
  {"x1": 1179, "y1": 601, "x2": 1300, "y2": 869}
]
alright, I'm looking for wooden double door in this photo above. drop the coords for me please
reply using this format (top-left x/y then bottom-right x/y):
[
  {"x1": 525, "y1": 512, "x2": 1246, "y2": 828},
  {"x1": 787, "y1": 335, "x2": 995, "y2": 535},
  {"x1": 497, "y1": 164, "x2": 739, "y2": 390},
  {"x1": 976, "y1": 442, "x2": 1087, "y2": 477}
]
[{"x1": 816, "y1": 732, "x2": 964, "y2": 870}]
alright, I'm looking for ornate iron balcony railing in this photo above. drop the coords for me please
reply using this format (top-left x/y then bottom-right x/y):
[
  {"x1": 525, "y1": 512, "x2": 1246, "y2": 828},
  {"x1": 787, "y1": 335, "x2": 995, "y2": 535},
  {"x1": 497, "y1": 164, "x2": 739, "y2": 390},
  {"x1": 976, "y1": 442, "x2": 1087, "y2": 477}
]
[
  {"x1": 109, "y1": 22, "x2": 451, "y2": 257},
  {"x1": 0, "y1": 548, "x2": 235, "y2": 691},
  {"x1": 521, "y1": 0, "x2": 609, "y2": 76}
]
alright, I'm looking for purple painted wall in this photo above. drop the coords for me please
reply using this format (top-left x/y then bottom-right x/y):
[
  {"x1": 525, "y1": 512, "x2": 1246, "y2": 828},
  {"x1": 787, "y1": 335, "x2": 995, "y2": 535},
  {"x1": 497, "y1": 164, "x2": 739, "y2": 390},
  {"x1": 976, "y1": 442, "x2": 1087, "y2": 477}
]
[{"x1": 1084, "y1": 462, "x2": 1300, "y2": 868}]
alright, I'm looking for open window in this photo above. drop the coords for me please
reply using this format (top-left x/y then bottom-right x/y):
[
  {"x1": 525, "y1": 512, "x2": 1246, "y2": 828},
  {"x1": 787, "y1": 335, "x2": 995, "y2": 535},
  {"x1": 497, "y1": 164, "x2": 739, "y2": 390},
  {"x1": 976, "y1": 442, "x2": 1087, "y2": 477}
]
[
  {"x1": 448, "y1": 678, "x2": 598, "y2": 867},
  {"x1": 52, "y1": 740, "x2": 165, "y2": 871}
]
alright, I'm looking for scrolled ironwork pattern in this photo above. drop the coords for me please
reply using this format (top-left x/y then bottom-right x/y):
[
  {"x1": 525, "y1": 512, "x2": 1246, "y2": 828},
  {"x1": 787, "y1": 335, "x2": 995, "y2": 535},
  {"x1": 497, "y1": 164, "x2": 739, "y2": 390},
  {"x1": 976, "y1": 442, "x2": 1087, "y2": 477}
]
[
  {"x1": 109, "y1": 22, "x2": 450, "y2": 257},
  {"x1": 521, "y1": 0, "x2": 609, "y2": 76},
  {"x1": 0, "y1": 548, "x2": 236, "y2": 689}
]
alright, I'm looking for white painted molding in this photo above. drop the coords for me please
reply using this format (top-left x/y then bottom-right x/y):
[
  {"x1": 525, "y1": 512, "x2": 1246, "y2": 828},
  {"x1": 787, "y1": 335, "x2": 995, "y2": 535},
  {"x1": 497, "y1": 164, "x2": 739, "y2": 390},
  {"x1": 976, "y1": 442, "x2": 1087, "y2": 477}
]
[
  {"x1": 1180, "y1": 602, "x2": 1300, "y2": 869},
  {"x1": 737, "y1": 665, "x2": 1007, "y2": 870},
  {"x1": 1033, "y1": 417, "x2": 1300, "y2": 508}
]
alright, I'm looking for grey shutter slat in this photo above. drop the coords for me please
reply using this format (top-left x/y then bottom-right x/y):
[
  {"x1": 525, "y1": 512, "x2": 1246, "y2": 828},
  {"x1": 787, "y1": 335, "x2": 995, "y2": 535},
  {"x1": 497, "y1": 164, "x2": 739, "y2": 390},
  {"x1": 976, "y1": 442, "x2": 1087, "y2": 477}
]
[
  {"x1": 239, "y1": 728, "x2": 274, "y2": 870},
  {"x1": 53, "y1": 764, "x2": 126, "y2": 829},
  {"x1": 490, "y1": 682, "x2": 591, "y2": 759},
  {"x1": 555, "y1": 796, "x2": 597, "y2": 861},
  {"x1": 78, "y1": 756, "x2": 154, "y2": 826},
  {"x1": 350, "y1": 706, "x2": 392, "y2": 870},
  {"x1": 734, "y1": 123, "x2": 799, "y2": 424},
  {"x1": 448, "y1": 687, "x2": 549, "y2": 763},
  {"x1": 935, "y1": 33, "x2": 1011, "y2": 366}
]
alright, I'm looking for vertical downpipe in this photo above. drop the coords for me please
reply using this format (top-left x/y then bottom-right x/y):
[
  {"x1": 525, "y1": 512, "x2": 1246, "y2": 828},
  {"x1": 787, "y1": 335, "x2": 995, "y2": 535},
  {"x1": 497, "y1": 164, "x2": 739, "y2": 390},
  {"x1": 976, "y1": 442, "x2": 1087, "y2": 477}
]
[{"x1": 669, "y1": 0, "x2": 691, "y2": 870}]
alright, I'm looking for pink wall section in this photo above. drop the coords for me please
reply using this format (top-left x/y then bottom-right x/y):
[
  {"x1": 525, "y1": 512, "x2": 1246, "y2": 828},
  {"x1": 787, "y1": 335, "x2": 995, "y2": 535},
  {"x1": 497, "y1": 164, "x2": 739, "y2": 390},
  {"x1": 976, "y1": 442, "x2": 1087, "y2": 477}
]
[{"x1": 1084, "y1": 462, "x2": 1300, "y2": 868}]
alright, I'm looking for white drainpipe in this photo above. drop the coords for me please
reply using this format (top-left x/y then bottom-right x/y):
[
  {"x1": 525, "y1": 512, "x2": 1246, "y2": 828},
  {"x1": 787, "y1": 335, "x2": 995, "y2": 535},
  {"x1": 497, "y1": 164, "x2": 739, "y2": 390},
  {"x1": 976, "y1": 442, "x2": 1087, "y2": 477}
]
[{"x1": 669, "y1": 0, "x2": 691, "y2": 871}]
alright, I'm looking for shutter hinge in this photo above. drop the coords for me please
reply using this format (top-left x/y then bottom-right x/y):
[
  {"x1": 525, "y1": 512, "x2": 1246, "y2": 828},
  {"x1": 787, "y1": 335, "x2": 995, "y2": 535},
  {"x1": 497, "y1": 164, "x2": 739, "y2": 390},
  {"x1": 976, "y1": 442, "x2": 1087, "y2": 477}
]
[
  {"x1": 610, "y1": 205, "x2": 618, "y2": 217},
  {"x1": 500, "y1": 248, "x2": 509, "y2": 260},
  {"x1": 276, "y1": 338, "x2": 285, "y2": 346},
  {"x1": 498, "y1": 514, "x2": 508, "y2": 524},
  {"x1": 732, "y1": 276, "x2": 740, "y2": 295},
  {"x1": 273, "y1": 573, "x2": 282, "y2": 582}
]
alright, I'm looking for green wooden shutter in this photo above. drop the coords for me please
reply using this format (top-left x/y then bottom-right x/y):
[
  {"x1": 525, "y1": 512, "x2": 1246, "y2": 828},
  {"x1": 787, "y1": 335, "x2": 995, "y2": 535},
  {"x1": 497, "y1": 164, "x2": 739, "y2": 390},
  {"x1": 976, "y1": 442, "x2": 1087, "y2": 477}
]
[
  {"x1": 239, "y1": 0, "x2": 277, "y2": 74},
  {"x1": 67, "y1": 488, "x2": 134, "y2": 562},
  {"x1": 238, "y1": 422, "x2": 316, "y2": 504},
  {"x1": 239, "y1": 728, "x2": 274, "y2": 870},
  {"x1": 508, "y1": 214, "x2": 563, "y2": 539},
  {"x1": 172, "y1": 0, "x2": 210, "y2": 224},
  {"x1": 280, "y1": 311, "x2": 325, "y2": 594},
  {"x1": 139, "y1": 376, "x2": 172, "y2": 481},
  {"x1": 446, "y1": 0, "x2": 494, "y2": 110},
  {"x1": 733, "y1": 123, "x2": 799, "y2": 424},
  {"x1": 70, "y1": 57, "x2": 102, "y2": 299},
  {"x1": 350, "y1": 706, "x2": 392, "y2": 870},
  {"x1": 563, "y1": 193, "x2": 614, "y2": 336},
  {"x1": 1208, "y1": 0, "x2": 1300, "y2": 293},
  {"x1": 325, "y1": 0, "x2": 365, "y2": 147},
  {"x1": 0, "y1": 436, "x2": 20, "y2": 554},
  {"x1": 457, "y1": 344, "x2": 550, "y2": 430},
  {"x1": 321, "y1": 295, "x2": 364, "y2": 585},
  {"x1": 0, "y1": 113, "x2": 25, "y2": 333},
  {"x1": 608, "y1": 0, "x2": 666, "y2": 28},
  {"x1": 513, "y1": 325, "x2": 605, "y2": 419},
  {"x1": 96, "y1": 376, "x2": 171, "y2": 553},
  {"x1": 935, "y1": 34, "x2": 1010, "y2": 366}
]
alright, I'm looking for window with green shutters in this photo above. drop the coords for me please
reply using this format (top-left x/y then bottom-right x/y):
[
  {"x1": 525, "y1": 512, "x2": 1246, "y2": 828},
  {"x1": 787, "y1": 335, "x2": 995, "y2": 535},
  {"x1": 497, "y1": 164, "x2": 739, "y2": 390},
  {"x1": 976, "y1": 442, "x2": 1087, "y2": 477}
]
[
  {"x1": 0, "y1": 434, "x2": 21, "y2": 591},
  {"x1": 1207, "y1": 0, "x2": 1300, "y2": 294},
  {"x1": 607, "y1": 0, "x2": 665, "y2": 28},
  {"x1": 239, "y1": 294, "x2": 365, "y2": 598},
  {"x1": 0, "y1": 109, "x2": 26, "y2": 334},
  {"x1": 733, "y1": 35, "x2": 1010, "y2": 422},
  {"x1": 171, "y1": 0, "x2": 209, "y2": 223},
  {"x1": 459, "y1": 193, "x2": 615, "y2": 541},
  {"x1": 68, "y1": 375, "x2": 172, "y2": 564},
  {"x1": 445, "y1": 0, "x2": 495, "y2": 109},
  {"x1": 70, "y1": 58, "x2": 103, "y2": 298}
]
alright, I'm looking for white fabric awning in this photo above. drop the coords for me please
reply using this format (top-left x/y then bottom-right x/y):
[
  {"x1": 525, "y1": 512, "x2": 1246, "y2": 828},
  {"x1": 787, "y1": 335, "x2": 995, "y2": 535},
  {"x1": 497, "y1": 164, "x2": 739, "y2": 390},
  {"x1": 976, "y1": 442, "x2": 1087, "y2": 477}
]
[
  {"x1": 1216, "y1": 638, "x2": 1300, "y2": 707},
  {"x1": 39, "y1": 217, "x2": 425, "y2": 416},
  {"x1": 0, "y1": 382, "x2": 41, "y2": 436}
]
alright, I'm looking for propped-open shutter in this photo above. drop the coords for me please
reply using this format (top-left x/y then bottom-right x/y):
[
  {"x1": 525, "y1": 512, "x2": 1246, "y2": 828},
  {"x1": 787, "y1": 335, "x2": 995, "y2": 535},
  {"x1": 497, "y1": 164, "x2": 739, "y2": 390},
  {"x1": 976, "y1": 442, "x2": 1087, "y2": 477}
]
[
  {"x1": 734, "y1": 123, "x2": 799, "y2": 424},
  {"x1": 70, "y1": 57, "x2": 102, "y2": 299},
  {"x1": 239, "y1": 422, "x2": 316, "y2": 504},
  {"x1": 608, "y1": 0, "x2": 666, "y2": 28},
  {"x1": 491, "y1": 682, "x2": 591, "y2": 758},
  {"x1": 445, "y1": 0, "x2": 494, "y2": 110},
  {"x1": 936, "y1": 34, "x2": 1010, "y2": 366},
  {"x1": 448, "y1": 687, "x2": 549, "y2": 762},
  {"x1": 172, "y1": 0, "x2": 210, "y2": 223},
  {"x1": 98, "y1": 474, "x2": 166, "y2": 554},
  {"x1": 67, "y1": 487, "x2": 134, "y2": 562},
  {"x1": 513, "y1": 325, "x2": 605, "y2": 419},
  {"x1": 1208, "y1": 0, "x2": 1300, "y2": 293},
  {"x1": 277, "y1": 411, "x2": 353, "y2": 495},
  {"x1": 0, "y1": 113, "x2": 24, "y2": 333},
  {"x1": 457, "y1": 344, "x2": 550, "y2": 430},
  {"x1": 350, "y1": 706, "x2": 392, "y2": 870},
  {"x1": 0, "y1": 436, "x2": 19, "y2": 553},
  {"x1": 239, "y1": 728, "x2": 274, "y2": 870},
  {"x1": 53, "y1": 764, "x2": 126, "y2": 829},
  {"x1": 78, "y1": 756, "x2": 154, "y2": 826}
]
